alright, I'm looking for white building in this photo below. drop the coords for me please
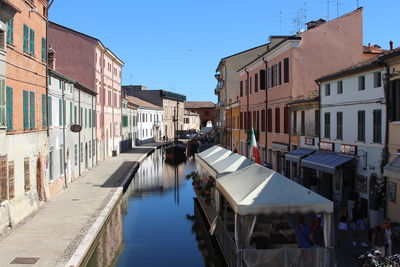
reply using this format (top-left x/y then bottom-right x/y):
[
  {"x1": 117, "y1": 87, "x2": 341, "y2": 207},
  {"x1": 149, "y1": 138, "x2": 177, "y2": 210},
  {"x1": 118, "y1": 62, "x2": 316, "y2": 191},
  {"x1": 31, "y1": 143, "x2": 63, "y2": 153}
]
[
  {"x1": 126, "y1": 96, "x2": 163, "y2": 145},
  {"x1": 121, "y1": 97, "x2": 138, "y2": 151},
  {"x1": 316, "y1": 58, "x2": 386, "y2": 213},
  {"x1": 183, "y1": 109, "x2": 200, "y2": 132}
]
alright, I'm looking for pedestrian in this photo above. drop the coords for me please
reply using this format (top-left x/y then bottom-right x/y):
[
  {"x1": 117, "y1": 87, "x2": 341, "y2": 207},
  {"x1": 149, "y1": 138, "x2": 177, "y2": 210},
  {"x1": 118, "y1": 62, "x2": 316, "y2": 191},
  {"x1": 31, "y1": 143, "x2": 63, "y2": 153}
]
[
  {"x1": 385, "y1": 218, "x2": 393, "y2": 257},
  {"x1": 295, "y1": 214, "x2": 313, "y2": 248},
  {"x1": 351, "y1": 200, "x2": 368, "y2": 247},
  {"x1": 312, "y1": 216, "x2": 324, "y2": 247},
  {"x1": 337, "y1": 207, "x2": 348, "y2": 248},
  {"x1": 371, "y1": 220, "x2": 386, "y2": 256}
]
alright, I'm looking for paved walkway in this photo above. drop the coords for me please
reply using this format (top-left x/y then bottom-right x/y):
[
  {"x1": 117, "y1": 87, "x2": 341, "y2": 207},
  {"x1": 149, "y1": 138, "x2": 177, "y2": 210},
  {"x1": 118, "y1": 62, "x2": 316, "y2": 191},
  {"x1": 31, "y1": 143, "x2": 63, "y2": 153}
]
[{"x1": 0, "y1": 143, "x2": 169, "y2": 267}]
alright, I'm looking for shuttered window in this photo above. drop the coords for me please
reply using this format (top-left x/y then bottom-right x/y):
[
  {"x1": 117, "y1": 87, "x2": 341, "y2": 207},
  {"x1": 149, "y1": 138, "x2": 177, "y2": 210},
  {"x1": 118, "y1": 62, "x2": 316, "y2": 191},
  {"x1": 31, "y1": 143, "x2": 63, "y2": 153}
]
[
  {"x1": 24, "y1": 157, "x2": 30, "y2": 192},
  {"x1": 29, "y1": 28, "x2": 35, "y2": 55},
  {"x1": 260, "y1": 70, "x2": 266, "y2": 90},
  {"x1": 336, "y1": 112, "x2": 343, "y2": 140},
  {"x1": 315, "y1": 110, "x2": 320, "y2": 136},
  {"x1": 41, "y1": 37, "x2": 46, "y2": 62},
  {"x1": 267, "y1": 109, "x2": 272, "y2": 132},
  {"x1": 89, "y1": 109, "x2": 91, "y2": 127},
  {"x1": 70, "y1": 102, "x2": 72, "y2": 125},
  {"x1": 85, "y1": 108, "x2": 87, "y2": 128},
  {"x1": 293, "y1": 110, "x2": 297, "y2": 134},
  {"x1": 249, "y1": 77, "x2": 252, "y2": 94},
  {"x1": 6, "y1": 86, "x2": 12, "y2": 130},
  {"x1": 74, "y1": 145, "x2": 77, "y2": 166},
  {"x1": 325, "y1": 83, "x2": 331, "y2": 96},
  {"x1": 254, "y1": 74, "x2": 258, "y2": 93},
  {"x1": 23, "y1": 24, "x2": 29, "y2": 53},
  {"x1": 42, "y1": 94, "x2": 47, "y2": 127},
  {"x1": 337, "y1": 81, "x2": 343, "y2": 94},
  {"x1": 275, "y1": 108, "x2": 280, "y2": 133},
  {"x1": 261, "y1": 110, "x2": 266, "y2": 131},
  {"x1": 301, "y1": 110, "x2": 305, "y2": 135},
  {"x1": 357, "y1": 110, "x2": 365, "y2": 142},
  {"x1": 23, "y1": 91, "x2": 29, "y2": 129},
  {"x1": 240, "y1": 81, "x2": 243, "y2": 97},
  {"x1": 358, "y1": 76, "x2": 365, "y2": 90},
  {"x1": 0, "y1": 80, "x2": 4, "y2": 127},
  {"x1": 284, "y1": 107, "x2": 289, "y2": 134},
  {"x1": 283, "y1": 58, "x2": 289, "y2": 83},
  {"x1": 374, "y1": 72, "x2": 382, "y2": 88},
  {"x1": 8, "y1": 161, "x2": 14, "y2": 199},
  {"x1": 0, "y1": 156, "x2": 7, "y2": 201},
  {"x1": 240, "y1": 112, "x2": 243, "y2": 129},
  {"x1": 93, "y1": 110, "x2": 96, "y2": 127},
  {"x1": 279, "y1": 62, "x2": 282, "y2": 85},
  {"x1": 59, "y1": 99, "x2": 62, "y2": 126},
  {"x1": 29, "y1": 92, "x2": 35, "y2": 128},
  {"x1": 389, "y1": 80, "x2": 400, "y2": 121},
  {"x1": 48, "y1": 96, "x2": 52, "y2": 126},
  {"x1": 122, "y1": 115, "x2": 128, "y2": 127},
  {"x1": 324, "y1": 112, "x2": 330, "y2": 138},
  {"x1": 49, "y1": 150, "x2": 53, "y2": 180},
  {"x1": 373, "y1": 109, "x2": 382, "y2": 143},
  {"x1": 6, "y1": 18, "x2": 13, "y2": 44}
]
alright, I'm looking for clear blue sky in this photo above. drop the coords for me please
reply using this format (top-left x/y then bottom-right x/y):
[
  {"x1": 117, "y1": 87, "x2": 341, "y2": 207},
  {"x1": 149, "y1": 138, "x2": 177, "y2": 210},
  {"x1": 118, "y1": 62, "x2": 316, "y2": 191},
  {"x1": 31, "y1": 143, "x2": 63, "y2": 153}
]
[{"x1": 49, "y1": 0, "x2": 399, "y2": 103}]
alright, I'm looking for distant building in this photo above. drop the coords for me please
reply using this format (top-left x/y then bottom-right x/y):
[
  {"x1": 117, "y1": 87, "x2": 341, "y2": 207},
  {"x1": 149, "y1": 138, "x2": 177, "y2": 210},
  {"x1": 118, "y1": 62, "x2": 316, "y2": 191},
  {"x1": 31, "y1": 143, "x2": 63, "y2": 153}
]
[
  {"x1": 121, "y1": 97, "x2": 138, "y2": 152},
  {"x1": 184, "y1": 101, "x2": 216, "y2": 128},
  {"x1": 182, "y1": 109, "x2": 200, "y2": 132},
  {"x1": 122, "y1": 86, "x2": 186, "y2": 141}
]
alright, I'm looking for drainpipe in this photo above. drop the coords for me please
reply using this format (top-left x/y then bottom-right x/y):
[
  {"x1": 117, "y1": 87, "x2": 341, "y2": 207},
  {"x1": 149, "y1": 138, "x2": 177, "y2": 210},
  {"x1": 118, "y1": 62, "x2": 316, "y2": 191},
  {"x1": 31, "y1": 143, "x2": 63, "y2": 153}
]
[
  {"x1": 245, "y1": 70, "x2": 250, "y2": 158},
  {"x1": 78, "y1": 88, "x2": 81, "y2": 176},
  {"x1": 263, "y1": 58, "x2": 268, "y2": 163},
  {"x1": 62, "y1": 82, "x2": 67, "y2": 188},
  {"x1": 378, "y1": 60, "x2": 390, "y2": 173}
]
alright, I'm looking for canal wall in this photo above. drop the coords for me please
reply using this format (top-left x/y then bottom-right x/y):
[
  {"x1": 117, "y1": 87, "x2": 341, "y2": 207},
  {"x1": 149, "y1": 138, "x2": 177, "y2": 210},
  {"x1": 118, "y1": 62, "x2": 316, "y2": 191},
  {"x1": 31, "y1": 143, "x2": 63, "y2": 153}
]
[{"x1": 66, "y1": 144, "x2": 166, "y2": 267}]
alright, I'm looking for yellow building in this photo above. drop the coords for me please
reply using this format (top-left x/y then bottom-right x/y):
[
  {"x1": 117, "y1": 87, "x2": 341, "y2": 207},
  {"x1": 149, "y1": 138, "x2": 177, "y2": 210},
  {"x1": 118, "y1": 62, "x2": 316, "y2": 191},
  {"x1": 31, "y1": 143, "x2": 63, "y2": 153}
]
[{"x1": 226, "y1": 102, "x2": 240, "y2": 152}]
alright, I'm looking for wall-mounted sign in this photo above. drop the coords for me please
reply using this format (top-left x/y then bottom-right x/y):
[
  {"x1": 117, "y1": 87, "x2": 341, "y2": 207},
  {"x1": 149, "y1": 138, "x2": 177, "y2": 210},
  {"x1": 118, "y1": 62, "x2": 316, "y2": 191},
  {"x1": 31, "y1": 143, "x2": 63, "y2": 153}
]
[
  {"x1": 304, "y1": 137, "x2": 315, "y2": 146},
  {"x1": 319, "y1": 141, "x2": 334, "y2": 151},
  {"x1": 339, "y1": 144, "x2": 357, "y2": 155},
  {"x1": 70, "y1": 124, "x2": 82, "y2": 133}
]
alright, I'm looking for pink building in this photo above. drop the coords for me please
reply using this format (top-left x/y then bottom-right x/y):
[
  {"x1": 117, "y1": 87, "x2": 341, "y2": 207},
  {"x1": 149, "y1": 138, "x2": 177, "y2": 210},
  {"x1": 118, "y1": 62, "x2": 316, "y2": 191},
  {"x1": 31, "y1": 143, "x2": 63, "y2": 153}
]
[{"x1": 48, "y1": 22, "x2": 124, "y2": 162}]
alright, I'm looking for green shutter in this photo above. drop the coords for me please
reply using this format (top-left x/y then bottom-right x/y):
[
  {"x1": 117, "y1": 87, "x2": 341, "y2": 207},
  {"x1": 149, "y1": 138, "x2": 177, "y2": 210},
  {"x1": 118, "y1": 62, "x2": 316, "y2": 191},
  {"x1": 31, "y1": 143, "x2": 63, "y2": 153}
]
[
  {"x1": 29, "y1": 92, "x2": 35, "y2": 128},
  {"x1": 63, "y1": 100, "x2": 65, "y2": 126},
  {"x1": 59, "y1": 99, "x2": 62, "y2": 126},
  {"x1": 74, "y1": 106, "x2": 76, "y2": 124},
  {"x1": 23, "y1": 24, "x2": 29, "y2": 53},
  {"x1": 42, "y1": 94, "x2": 47, "y2": 127},
  {"x1": 29, "y1": 28, "x2": 35, "y2": 55},
  {"x1": 89, "y1": 109, "x2": 91, "y2": 128},
  {"x1": 7, "y1": 18, "x2": 13, "y2": 44},
  {"x1": 70, "y1": 102, "x2": 72, "y2": 125},
  {"x1": 6, "y1": 87, "x2": 13, "y2": 130},
  {"x1": 23, "y1": 91, "x2": 28, "y2": 129},
  {"x1": 48, "y1": 96, "x2": 52, "y2": 126},
  {"x1": 0, "y1": 80, "x2": 4, "y2": 127},
  {"x1": 41, "y1": 37, "x2": 46, "y2": 62},
  {"x1": 85, "y1": 108, "x2": 87, "y2": 128}
]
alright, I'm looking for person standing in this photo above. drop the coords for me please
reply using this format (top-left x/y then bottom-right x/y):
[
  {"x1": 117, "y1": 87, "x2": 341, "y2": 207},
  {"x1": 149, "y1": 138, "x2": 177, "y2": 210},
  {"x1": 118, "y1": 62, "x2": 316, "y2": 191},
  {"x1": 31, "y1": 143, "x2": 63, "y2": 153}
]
[
  {"x1": 385, "y1": 219, "x2": 393, "y2": 257},
  {"x1": 295, "y1": 214, "x2": 313, "y2": 248},
  {"x1": 371, "y1": 221, "x2": 386, "y2": 256}
]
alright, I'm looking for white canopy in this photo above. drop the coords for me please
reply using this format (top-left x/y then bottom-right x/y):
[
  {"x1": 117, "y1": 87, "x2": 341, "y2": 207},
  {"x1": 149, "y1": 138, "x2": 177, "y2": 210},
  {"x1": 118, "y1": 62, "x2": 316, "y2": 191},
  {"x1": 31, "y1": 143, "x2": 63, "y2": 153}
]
[
  {"x1": 196, "y1": 145, "x2": 252, "y2": 178},
  {"x1": 216, "y1": 164, "x2": 333, "y2": 215}
]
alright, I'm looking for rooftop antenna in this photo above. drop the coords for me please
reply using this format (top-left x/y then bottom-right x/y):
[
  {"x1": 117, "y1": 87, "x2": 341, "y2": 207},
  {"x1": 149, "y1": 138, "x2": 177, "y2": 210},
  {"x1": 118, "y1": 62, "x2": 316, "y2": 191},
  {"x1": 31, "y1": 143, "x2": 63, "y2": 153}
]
[
  {"x1": 356, "y1": 0, "x2": 360, "y2": 8},
  {"x1": 335, "y1": 0, "x2": 343, "y2": 17},
  {"x1": 279, "y1": 11, "x2": 282, "y2": 34}
]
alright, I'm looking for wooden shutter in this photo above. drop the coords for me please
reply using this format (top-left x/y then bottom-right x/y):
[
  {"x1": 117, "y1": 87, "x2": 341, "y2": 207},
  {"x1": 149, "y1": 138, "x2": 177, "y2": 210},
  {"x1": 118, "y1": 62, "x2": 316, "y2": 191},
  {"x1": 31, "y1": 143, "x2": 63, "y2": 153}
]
[
  {"x1": 6, "y1": 86, "x2": 12, "y2": 130},
  {"x1": 0, "y1": 80, "x2": 4, "y2": 127},
  {"x1": 284, "y1": 107, "x2": 289, "y2": 134},
  {"x1": 23, "y1": 91, "x2": 28, "y2": 129},
  {"x1": 41, "y1": 37, "x2": 46, "y2": 62},
  {"x1": 336, "y1": 112, "x2": 343, "y2": 140},
  {"x1": 48, "y1": 96, "x2": 52, "y2": 126},
  {"x1": 23, "y1": 24, "x2": 29, "y2": 53},
  {"x1": 357, "y1": 111, "x2": 365, "y2": 141},
  {"x1": 315, "y1": 110, "x2": 320, "y2": 136},
  {"x1": 301, "y1": 110, "x2": 305, "y2": 135},
  {"x1": 59, "y1": 99, "x2": 62, "y2": 126},
  {"x1": 260, "y1": 70, "x2": 266, "y2": 90},
  {"x1": 279, "y1": 62, "x2": 282, "y2": 85},
  {"x1": 255, "y1": 74, "x2": 258, "y2": 92},
  {"x1": 29, "y1": 28, "x2": 35, "y2": 55},
  {"x1": 373, "y1": 110, "x2": 382, "y2": 143},
  {"x1": 24, "y1": 158, "x2": 30, "y2": 192},
  {"x1": 42, "y1": 94, "x2": 46, "y2": 127},
  {"x1": 324, "y1": 112, "x2": 330, "y2": 138},
  {"x1": 29, "y1": 92, "x2": 35, "y2": 128},
  {"x1": 7, "y1": 18, "x2": 13, "y2": 44},
  {"x1": 284, "y1": 58, "x2": 289, "y2": 83},
  {"x1": 70, "y1": 102, "x2": 72, "y2": 125},
  {"x1": 275, "y1": 107, "x2": 280, "y2": 133},
  {"x1": 0, "y1": 156, "x2": 7, "y2": 201},
  {"x1": 261, "y1": 110, "x2": 266, "y2": 131},
  {"x1": 8, "y1": 161, "x2": 14, "y2": 199},
  {"x1": 293, "y1": 110, "x2": 297, "y2": 134},
  {"x1": 267, "y1": 109, "x2": 272, "y2": 132}
]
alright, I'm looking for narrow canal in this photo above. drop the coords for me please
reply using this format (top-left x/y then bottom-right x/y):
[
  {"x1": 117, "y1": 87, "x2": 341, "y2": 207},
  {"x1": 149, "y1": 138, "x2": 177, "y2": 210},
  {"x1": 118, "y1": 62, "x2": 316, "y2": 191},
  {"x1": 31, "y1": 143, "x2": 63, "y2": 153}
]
[{"x1": 86, "y1": 148, "x2": 223, "y2": 267}]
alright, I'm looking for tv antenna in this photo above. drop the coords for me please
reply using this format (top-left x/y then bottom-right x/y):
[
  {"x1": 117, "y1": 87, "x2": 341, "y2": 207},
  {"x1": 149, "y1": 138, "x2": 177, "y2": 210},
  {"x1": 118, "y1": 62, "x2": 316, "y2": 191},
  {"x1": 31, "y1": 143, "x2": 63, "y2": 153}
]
[
  {"x1": 335, "y1": 0, "x2": 343, "y2": 17},
  {"x1": 356, "y1": 0, "x2": 360, "y2": 8}
]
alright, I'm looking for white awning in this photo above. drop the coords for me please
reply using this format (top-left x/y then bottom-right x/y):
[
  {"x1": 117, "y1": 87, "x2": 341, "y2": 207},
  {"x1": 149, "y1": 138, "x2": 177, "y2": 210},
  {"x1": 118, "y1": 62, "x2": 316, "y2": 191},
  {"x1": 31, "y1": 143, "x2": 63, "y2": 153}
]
[{"x1": 216, "y1": 164, "x2": 333, "y2": 216}]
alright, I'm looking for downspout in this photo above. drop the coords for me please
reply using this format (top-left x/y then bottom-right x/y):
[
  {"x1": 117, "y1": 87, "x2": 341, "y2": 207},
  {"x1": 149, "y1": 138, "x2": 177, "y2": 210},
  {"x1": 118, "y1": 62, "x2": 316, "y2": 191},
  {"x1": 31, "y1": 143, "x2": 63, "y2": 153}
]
[
  {"x1": 263, "y1": 58, "x2": 268, "y2": 163},
  {"x1": 245, "y1": 70, "x2": 250, "y2": 158},
  {"x1": 315, "y1": 81, "x2": 321, "y2": 144},
  {"x1": 91, "y1": 94, "x2": 94, "y2": 166},
  {"x1": 111, "y1": 59, "x2": 115, "y2": 155},
  {"x1": 78, "y1": 88, "x2": 81, "y2": 176},
  {"x1": 62, "y1": 82, "x2": 67, "y2": 188}
]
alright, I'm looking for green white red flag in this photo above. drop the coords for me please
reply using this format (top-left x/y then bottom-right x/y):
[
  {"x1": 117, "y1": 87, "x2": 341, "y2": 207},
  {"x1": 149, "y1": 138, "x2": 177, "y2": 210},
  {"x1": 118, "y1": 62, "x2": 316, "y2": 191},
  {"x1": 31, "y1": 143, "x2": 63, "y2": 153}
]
[{"x1": 249, "y1": 128, "x2": 261, "y2": 164}]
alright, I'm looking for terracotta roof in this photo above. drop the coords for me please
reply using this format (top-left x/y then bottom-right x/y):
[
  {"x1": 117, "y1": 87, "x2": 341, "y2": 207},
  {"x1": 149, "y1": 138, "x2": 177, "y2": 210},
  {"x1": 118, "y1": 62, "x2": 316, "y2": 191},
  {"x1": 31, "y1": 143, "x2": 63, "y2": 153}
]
[
  {"x1": 125, "y1": 96, "x2": 162, "y2": 110},
  {"x1": 289, "y1": 89, "x2": 319, "y2": 105},
  {"x1": 184, "y1": 101, "x2": 215, "y2": 109},
  {"x1": 316, "y1": 47, "x2": 400, "y2": 82}
]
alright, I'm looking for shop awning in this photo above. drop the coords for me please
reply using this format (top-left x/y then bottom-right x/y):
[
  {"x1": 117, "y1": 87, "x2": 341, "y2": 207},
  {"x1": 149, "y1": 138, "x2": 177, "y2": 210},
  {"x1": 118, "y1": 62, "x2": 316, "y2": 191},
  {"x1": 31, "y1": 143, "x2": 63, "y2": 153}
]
[
  {"x1": 285, "y1": 148, "x2": 315, "y2": 163},
  {"x1": 384, "y1": 156, "x2": 400, "y2": 180},
  {"x1": 301, "y1": 152, "x2": 355, "y2": 174}
]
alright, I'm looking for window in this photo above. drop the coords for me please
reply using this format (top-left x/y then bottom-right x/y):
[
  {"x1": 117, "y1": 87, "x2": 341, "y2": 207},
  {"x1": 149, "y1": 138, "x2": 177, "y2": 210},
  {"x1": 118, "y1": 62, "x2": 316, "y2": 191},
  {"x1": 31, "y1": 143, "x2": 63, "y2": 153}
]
[
  {"x1": 293, "y1": 110, "x2": 297, "y2": 134},
  {"x1": 85, "y1": 108, "x2": 87, "y2": 128},
  {"x1": 267, "y1": 109, "x2": 272, "y2": 132},
  {"x1": 336, "y1": 112, "x2": 343, "y2": 140},
  {"x1": 29, "y1": 92, "x2": 35, "y2": 128},
  {"x1": 358, "y1": 76, "x2": 365, "y2": 90},
  {"x1": 74, "y1": 106, "x2": 77, "y2": 124},
  {"x1": 275, "y1": 108, "x2": 280, "y2": 133},
  {"x1": 8, "y1": 161, "x2": 14, "y2": 199},
  {"x1": 23, "y1": 91, "x2": 29, "y2": 129},
  {"x1": 93, "y1": 110, "x2": 96, "y2": 127},
  {"x1": 261, "y1": 110, "x2": 265, "y2": 131},
  {"x1": 80, "y1": 107, "x2": 83, "y2": 125},
  {"x1": 29, "y1": 28, "x2": 35, "y2": 55},
  {"x1": 41, "y1": 37, "x2": 46, "y2": 62},
  {"x1": 240, "y1": 81, "x2": 243, "y2": 97},
  {"x1": 357, "y1": 110, "x2": 365, "y2": 142},
  {"x1": 374, "y1": 72, "x2": 382, "y2": 88},
  {"x1": 373, "y1": 109, "x2": 382, "y2": 143},
  {"x1": 260, "y1": 70, "x2": 266, "y2": 90},
  {"x1": 0, "y1": 156, "x2": 7, "y2": 201},
  {"x1": 315, "y1": 110, "x2": 320, "y2": 136},
  {"x1": 284, "y1": 58, "x2": 289, "y2": 83},
  {"x1": 48, "y1": 96, "x2": 52, "y2": 126},
  {"x1": 60, "y1": 148, "x2": 64, "y2": 175},
  {"x1": 284, "y1": 107, "x2": 289, "y2": 134},
  {"x1": 255, "y1": 74, "x2": 258, "y2": 92},
  {"x1": 0, "y1": 80, "x2": 4, "y2": 127},
  {"x1": 74, "y1": 145, "x2": 77, "y2": 166},
  {"x1": 267, "y1": 67, "x2": 271, "y2": 88},
  {"x1": 23, "y1": 24, "x2": 29, "y2": 53},
  {"x1": 59, "y1": 99, "x2": 62, "y2": 126},
  {"x1": 89, "y1": 109, "x2": 91, "y2": 127},
  {"x1": 389, "y1": 80, "x2": 400, "y2": 121},
  {"x1": 337, "y1": 81, "x2": 343, "y2": 94},
  {"x1": 6, "y1": 86, "x2": 12, "y2": 130},
  {"x1": 324, "y1": 112, "x2": 330, "y2": 138},
  {"x1": 7, "y1": 18, "x2": 13, "y2": 44},
  {"x1": 122, "y1": 115, "x2": 128, "y2": 127},
  {"x1": 249, "y1": 77, "x2": 252, "y2": 94},
  {"x1": 42, "y1": 94, "x2": 47, "y2": 127},
  {"x1": 24, "y1": 157, "x2": 30, "y2": 192},
  {"x1": 325, "y1": 83, "x2": 331, "y2": 96},
  {"x1": 92, "y1": 140, "x2": 96, "y2": 156},
  {"x1": 89, "y1": 142, "x2": 91, "y2": 158},
  {"x1": 80, "y1": 143, "x2": 83, "y2": 162},
  {"x1": 301, "y1": 110, "x2": 305, "y2": 135}
]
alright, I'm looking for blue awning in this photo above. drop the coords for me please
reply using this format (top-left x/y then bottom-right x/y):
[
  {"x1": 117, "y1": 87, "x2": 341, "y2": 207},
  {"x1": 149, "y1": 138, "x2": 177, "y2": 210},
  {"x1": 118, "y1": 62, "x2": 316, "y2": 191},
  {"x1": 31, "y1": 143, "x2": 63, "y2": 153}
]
[
  {"x1": 301, "y1": 152, "x2": 355, "y2": 174},
  {"x1": 285, "y1": 149, "x2": 316, "y2": 163}
]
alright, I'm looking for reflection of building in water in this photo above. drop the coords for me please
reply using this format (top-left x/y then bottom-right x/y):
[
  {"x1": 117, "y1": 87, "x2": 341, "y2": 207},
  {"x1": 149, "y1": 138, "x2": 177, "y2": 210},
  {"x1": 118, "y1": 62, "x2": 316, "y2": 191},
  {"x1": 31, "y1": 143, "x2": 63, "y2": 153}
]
[
  {"x1": 128, "y1": 150, "x2": 187, "y2": 193},
  {"x1": 86, "y1": 199, "x2": 123, "y2": 267}
]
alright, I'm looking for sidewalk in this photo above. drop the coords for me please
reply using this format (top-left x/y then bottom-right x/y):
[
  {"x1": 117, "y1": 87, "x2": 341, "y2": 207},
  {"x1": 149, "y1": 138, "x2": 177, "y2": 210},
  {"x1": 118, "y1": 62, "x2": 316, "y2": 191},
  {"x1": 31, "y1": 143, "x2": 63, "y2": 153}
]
[{"x1": 0, "y1": 142, "x2": 168, "y2": 267}]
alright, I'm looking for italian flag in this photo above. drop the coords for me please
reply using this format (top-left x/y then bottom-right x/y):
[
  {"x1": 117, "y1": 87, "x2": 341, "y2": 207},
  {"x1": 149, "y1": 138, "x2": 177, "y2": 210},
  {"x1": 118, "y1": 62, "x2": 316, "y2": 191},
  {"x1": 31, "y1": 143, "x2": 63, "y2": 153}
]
[{"x1": 249, "y1": 128, "x2": 261, "y2": 164}]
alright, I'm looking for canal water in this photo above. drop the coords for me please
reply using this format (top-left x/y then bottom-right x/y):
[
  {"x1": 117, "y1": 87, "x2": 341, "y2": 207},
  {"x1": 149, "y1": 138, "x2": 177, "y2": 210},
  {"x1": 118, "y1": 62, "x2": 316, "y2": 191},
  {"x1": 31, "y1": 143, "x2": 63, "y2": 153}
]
[{"x1": 86, "y1": 148, "x2": 223, "y2": 267}]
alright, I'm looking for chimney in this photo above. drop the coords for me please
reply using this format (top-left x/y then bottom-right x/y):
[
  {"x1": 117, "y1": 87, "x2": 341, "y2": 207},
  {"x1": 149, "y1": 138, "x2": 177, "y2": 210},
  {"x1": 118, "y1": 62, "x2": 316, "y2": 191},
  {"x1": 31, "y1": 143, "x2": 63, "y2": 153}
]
[
  {"x1": 48, "y1": 45, "x2": 56, "y2": 70},
  {"x1": 390, "y1": 40, "x2": 394, "y2": 50},
  {"x1": 306, "y1": 19, "x2": 326, "y2": 30}
]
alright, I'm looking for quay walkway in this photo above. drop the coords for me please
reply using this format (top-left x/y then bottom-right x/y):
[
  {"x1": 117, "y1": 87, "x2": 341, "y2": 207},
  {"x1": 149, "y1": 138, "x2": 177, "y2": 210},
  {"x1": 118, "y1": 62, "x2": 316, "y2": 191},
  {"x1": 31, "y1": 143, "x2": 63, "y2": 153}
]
[{"x1": 0, "y1": 142, "x2": 170, "y2": 267}]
